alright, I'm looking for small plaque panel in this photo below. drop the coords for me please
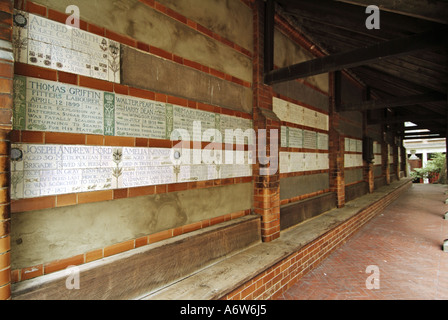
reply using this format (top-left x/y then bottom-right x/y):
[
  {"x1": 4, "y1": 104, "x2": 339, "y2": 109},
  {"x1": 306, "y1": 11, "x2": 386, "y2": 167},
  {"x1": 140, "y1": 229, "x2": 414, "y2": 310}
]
[
  {"x1": 13, "y1": 76, "x2": 104, "y2": 134},
  {"x1": 114, "y1": 95, "x2": 167, "y2": 139},
  {"x1": 344, "y1": 154, "x2": 363, "y2": 168},
  {"x1": 13, "y1": 10, "x2": 120, "y2": 83},
  {"x1": 288, "y1": 127, "x2": 303, "y2": 149},
  {"x1": 279, "y1": 152, "x2": 329, "y2": 174},
  {"x1": 303, "y1": 130, "x2": 317, "y2": 150}
]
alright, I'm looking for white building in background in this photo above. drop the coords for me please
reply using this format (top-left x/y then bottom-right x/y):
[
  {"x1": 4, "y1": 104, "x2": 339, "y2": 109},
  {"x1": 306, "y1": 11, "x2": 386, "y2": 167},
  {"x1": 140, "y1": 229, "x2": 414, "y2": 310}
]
[
  {"x1": 403, "y1": 122, "x2": 446, "y2": 183},
  {"x1": 404, "y1": 138, "x2": 446, "y2": 166}
]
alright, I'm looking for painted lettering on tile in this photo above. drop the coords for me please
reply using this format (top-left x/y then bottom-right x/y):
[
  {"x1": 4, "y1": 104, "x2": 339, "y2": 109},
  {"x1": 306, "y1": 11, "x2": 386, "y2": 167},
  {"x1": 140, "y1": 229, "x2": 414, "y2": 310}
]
[{"x1": 13, "y1": 10, "x2": 120, "y2": 83}]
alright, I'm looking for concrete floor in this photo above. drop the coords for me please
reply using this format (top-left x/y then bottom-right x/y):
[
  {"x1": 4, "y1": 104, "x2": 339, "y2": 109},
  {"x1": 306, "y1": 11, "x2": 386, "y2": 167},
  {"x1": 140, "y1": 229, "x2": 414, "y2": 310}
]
[{"x1": 277, "y1": 183, "x2": 448, "y2": 300}]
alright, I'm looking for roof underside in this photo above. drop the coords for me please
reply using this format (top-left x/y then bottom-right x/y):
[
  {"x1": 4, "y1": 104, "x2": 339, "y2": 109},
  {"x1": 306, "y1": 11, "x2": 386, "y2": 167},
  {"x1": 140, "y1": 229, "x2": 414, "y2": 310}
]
[{"x1": 271, "y1": 0, "x2": 448, "y2": 140}]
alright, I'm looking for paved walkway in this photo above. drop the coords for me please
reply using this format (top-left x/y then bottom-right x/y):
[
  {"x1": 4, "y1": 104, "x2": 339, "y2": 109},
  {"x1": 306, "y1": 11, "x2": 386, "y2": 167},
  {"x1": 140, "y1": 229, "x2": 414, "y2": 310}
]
[{"x1": 277, "y1": 183, "x2": 448, "y2": 300}]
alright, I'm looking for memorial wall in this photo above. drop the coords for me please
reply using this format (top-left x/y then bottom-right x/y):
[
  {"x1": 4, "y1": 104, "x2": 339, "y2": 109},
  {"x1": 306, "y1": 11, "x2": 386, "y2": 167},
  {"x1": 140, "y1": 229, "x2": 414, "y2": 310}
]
[
  {"x1": 10, "y1": 0, "x2": 254, "y2": 278},
  {"x1": 8, "y1": 0, "x2": 393, "y2": 284}
]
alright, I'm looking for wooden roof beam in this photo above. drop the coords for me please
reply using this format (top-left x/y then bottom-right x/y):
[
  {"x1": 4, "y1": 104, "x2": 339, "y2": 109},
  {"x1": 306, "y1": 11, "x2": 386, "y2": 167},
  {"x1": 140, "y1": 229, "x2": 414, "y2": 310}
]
[
  {"x1": 341, "y1": 92, "x2": 447, "y2": 111},
  {"x1": 264, "y1": 27, "x2": 448, "y2": 85}
]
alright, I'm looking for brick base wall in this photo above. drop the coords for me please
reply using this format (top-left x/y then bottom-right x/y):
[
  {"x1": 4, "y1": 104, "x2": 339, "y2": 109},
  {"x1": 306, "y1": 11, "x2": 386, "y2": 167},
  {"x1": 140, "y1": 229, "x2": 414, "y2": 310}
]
[{"x1": 222, "y1": 180, "x2": 412, "y2": 300}]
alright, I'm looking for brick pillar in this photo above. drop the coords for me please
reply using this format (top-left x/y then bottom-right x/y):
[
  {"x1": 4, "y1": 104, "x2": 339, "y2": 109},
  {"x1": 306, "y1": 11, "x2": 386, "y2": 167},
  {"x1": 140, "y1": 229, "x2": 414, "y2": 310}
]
[
  {"x1": 383, "y1": 141, "x2": 390, "y2": 185},
  {"x1": 400, "y1": 145, "x2": 407, "y2": 177},
  {"x1": 252, "y1": 0, "x2": 280, "y2": 242},
  {"x1": 0, "y1": 0, "x2": 14, "y2": 300},
  {"x1": 362, "y1": 91, "x2": 374, "y2": 193},
  {"x1": 393, "y1": 143, "x2": 400, "y2": 180},
  {"x1": 329, "y1": 73, "x2": 345, "y2": 208},
  {"x1": 363, "y1": 162, "x2": 374, "y2": 193}
]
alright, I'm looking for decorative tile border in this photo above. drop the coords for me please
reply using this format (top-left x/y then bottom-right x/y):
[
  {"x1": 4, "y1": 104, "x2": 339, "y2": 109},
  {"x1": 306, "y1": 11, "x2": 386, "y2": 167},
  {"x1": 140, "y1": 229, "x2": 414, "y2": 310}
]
[{"x1": 13, "y1": 10, "x2": 120, "y2": 83}]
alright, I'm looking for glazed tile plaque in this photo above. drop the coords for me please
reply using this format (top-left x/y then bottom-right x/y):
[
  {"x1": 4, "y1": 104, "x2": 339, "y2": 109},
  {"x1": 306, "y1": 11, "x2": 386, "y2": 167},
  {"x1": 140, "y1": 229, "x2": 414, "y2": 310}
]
[
  {"x1": 13, "y1": 75, "x2": 104, "y2": 134},
  {"x1": 10, "y1": 143, "x2": 253, "y2": 199},
  {"x1": 13, "y1": 10, "x2": 120, "y2": 83},
  {"x1": 114, "y1": 94, "x2": 167, "y2": 139},
  {"x1": 14, "y1": 76, "x2": 253, "y2": 142}
]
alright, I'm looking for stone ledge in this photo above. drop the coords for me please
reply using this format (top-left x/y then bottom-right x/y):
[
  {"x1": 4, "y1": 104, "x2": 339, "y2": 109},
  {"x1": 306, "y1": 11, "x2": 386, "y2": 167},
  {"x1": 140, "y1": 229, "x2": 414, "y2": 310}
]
[{"x1": 143, "y1": 178, "x2": 412, "y2": 300}]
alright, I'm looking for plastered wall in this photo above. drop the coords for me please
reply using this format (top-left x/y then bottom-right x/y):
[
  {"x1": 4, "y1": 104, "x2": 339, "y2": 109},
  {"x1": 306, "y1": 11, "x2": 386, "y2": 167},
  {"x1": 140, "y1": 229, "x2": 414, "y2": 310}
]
[
  {"x1": 8, "y1": 0, "x2": 392, "y2": 284},
  {"x1": 10, "y1": 0, "x2": 255, "y2": 278}
]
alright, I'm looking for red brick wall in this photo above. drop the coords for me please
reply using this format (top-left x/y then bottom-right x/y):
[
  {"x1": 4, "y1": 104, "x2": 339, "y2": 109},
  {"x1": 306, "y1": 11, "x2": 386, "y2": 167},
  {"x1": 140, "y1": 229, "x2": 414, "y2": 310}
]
[
  {"x1": 252, "y1": 0, "x2": 280, "y2": 242},
  {"x1": 0, "y1": 0, "x2": 13, "y2": 301}
]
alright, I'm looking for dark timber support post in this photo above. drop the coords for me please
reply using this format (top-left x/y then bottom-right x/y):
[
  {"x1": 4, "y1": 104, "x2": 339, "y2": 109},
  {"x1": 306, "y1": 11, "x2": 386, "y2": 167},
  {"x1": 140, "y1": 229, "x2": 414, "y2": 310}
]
[
  {"x1": 329, "y1": 71, "x2": 345, "y2": 208},
  {"x1": 264, "y1": 0, "x2": 274, "y2": 76}
]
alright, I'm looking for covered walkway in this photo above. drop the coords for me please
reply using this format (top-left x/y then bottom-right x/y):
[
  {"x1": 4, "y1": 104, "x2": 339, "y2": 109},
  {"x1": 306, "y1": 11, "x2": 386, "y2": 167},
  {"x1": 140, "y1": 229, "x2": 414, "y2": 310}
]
[{"x1": 278, "y1": 184, "x2": 448, "y2": 300}]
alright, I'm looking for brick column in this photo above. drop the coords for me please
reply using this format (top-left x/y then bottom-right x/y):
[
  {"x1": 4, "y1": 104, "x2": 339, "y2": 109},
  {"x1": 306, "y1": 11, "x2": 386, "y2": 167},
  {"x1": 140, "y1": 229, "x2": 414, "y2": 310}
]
[
  {"x1": 400, "y1": 144, "x2": 407, "y2": 177},
  {"x1": 252, "y1": 0, "x2": 280, "y2": 242},
  {"x1": 362, "y1": 91, "x2": 374, "y2": 193},
  {"x1": 383, "y1": 140, "x2": 390, "y2": 185},
  {"x1": 393, "y1": 143, "x2": 400, "y2": 180},
  {"x1": 364, "y1": 162, "x2": 374, "y2": 193},
  {"x1": 329, "y1": 73, "x2": 345, "y2": 208},
  {"x1": 0, "y1": 0, "x2": 13, "y2": 300}
]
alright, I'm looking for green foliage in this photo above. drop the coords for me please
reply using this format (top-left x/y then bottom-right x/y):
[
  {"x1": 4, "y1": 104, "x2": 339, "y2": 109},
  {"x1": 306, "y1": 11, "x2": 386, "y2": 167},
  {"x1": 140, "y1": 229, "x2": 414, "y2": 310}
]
[{"x1": 410, "y1": 152, "x2": 445, "y2": 180}]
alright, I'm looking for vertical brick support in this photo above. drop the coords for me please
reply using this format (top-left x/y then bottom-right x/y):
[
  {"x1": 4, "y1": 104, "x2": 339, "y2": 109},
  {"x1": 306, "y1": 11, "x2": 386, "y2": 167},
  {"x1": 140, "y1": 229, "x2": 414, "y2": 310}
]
[
  {"x1": 252, "y1": 0, "x2": 280, "y2": 242},
  {"x1": 0, "y1": 0, "x2": 13, "y2": 300},
  {"x1": 329, "y1": 72, "x2": 345, "y2": 208},
  {"x1": 400, "y1": 144, "x2": 407, "y2": 177},
  {"x1": 363, "y1": 162, "x2": 374, "y2": 193},
  {"x1": 383, "y1": 140, "x2": 390, "y2": 185},
  {"x1": 362, "y1": 90, "x2": 374, "y2": 193},
  {"x1": 393, "y1": 143, "x2": 400, "y2": 180}
]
